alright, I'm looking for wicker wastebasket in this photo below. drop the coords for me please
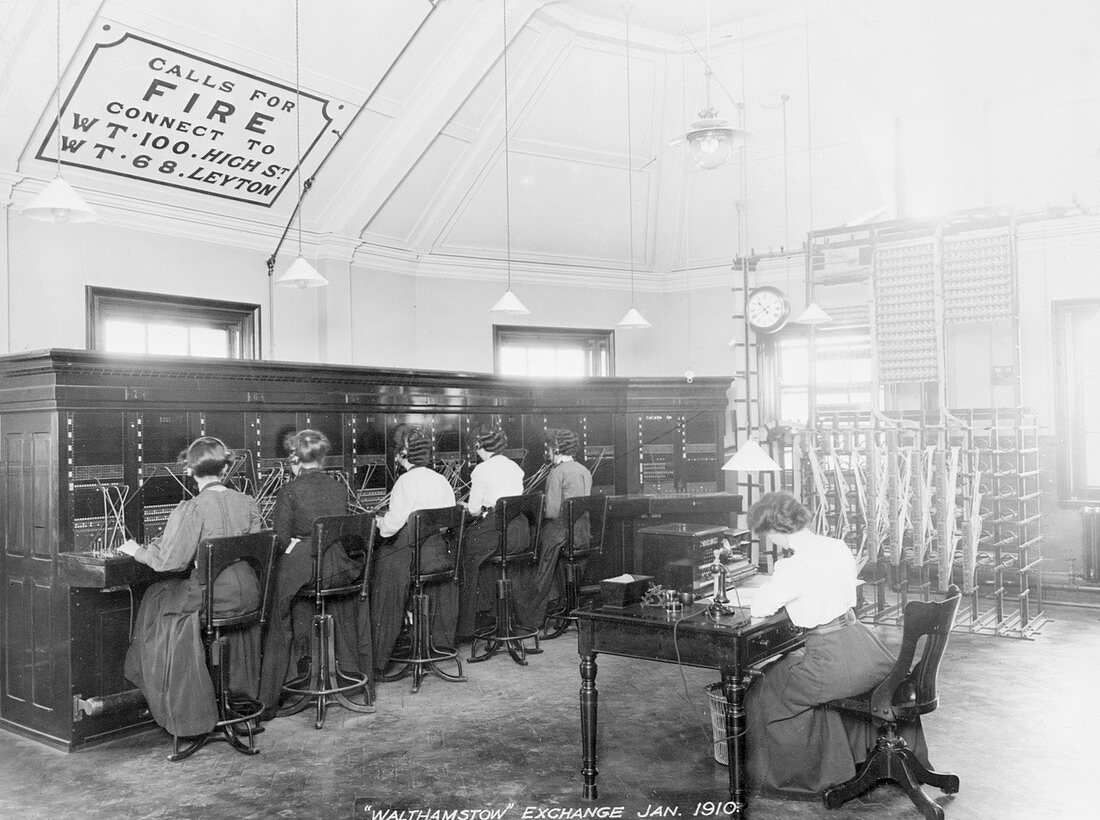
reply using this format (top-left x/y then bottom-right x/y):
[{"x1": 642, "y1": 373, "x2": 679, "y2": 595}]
[{"x1": 705, "y1": 682, "x2": 729, "y2": 766}]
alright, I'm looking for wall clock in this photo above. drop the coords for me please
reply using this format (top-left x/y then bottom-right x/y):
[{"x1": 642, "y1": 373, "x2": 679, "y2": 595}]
[{"x1": 746, "y1": 286, "x2": 791, "y2": 334}]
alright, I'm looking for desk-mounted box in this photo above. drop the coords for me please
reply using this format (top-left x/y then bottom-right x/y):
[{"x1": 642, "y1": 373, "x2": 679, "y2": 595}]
[{"x1": 598, "y1": 574, "x2": 653, "y2": 608}]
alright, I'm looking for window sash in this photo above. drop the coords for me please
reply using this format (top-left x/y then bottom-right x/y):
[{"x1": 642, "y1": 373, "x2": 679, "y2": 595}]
[
  {"x1": 771, "y1": 327, "x2": 873, "y2": 423},
  {"x1": 493, "y1": 325, "x2": 614, "y2": 378},
  {"x1": 86, "y1": 287, "x2": 258, "y2": 359}
]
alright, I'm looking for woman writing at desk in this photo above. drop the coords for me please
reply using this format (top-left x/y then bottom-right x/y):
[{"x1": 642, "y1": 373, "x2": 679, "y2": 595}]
[
  {"x1": 744, "y1": 491, "x2": 927, "y2": 798},
  {"x1": 122, "y1": 437, "x2": 262, "y2": 739}
]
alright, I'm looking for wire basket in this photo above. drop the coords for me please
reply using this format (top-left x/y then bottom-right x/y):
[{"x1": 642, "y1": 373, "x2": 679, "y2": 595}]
[{"x1": 705, "y1": 682, "x2": 729, "y2": 766}]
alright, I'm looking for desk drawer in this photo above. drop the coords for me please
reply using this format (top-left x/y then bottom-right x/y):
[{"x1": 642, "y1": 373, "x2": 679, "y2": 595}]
[{"x1": 744, "y1": 620, "x2": 803, "y2": 664}]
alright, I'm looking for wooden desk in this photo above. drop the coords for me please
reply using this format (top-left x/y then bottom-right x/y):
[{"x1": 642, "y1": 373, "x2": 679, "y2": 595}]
[
  {"x1": 59, "y1": 551, "x2": 158, "y2": 589},
  {"x1": 575, "y1": 602, "x2": 803, "y2": 818}
]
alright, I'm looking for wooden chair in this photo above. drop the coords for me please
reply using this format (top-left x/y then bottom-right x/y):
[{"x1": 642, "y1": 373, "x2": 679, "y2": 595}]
[
  {"x1": 469, "y1": 492, "x2": 544, "y2": 666},
  {"x1": 821, "y1": 585, "x2": 962, "y2": 820},
  {"x1": 541, "y1": 494, "x2": 608, "y2": 640},
  {"x1": 169, "y1": 530, "x2": 277, "y2": 762},
  {"x1": 380, "y1": 505, "x2": 467, "y2": 693},
  {"x1": 279, "y1": 513, "x2": 376, "y2": 729}
]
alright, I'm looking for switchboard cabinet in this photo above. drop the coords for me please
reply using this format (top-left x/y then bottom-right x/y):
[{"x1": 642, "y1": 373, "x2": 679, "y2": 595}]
[{"x1": 0, "y1": 349, "x2": 733, "y2": 749}]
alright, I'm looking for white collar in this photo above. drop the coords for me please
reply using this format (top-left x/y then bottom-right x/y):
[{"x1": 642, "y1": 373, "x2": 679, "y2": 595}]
[{"x1": 786, "y1": 529, "x2": 818, "y2": 550}]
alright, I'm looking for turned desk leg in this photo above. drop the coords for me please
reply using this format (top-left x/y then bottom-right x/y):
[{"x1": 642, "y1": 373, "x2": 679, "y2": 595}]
[
  {"x1": 580, "y1": 653, "x2": 599, "y2": 800},
  {"x1": 721, "y1": 670, "x2": 747, "y2": 818}
]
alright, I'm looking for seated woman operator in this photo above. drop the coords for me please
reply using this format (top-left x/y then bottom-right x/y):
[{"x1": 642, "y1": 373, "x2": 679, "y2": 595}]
[
  {"x1": 514, "y1": 428, "x2": 592, "y2": 630},
  {"x1": 122, "y1": 437, "x2": 263, "y2": 739},
  {"x1": 257, "y1": 429, "x2": 372, "y2": 719},
  {"x1": 371, "y1": 428, "x2": 458, "y2": 672},
  {"x1": 455, "y1": 424, "x2": 527, "y2": 642},
  {"x1": 744, "y1": 490, "x2": 928, "y2": 798}
]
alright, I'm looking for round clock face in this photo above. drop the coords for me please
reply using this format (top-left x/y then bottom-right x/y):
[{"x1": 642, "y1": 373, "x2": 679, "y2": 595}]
[{"x1": 746, "y1": 287, "x2": 790, "y2": 333}]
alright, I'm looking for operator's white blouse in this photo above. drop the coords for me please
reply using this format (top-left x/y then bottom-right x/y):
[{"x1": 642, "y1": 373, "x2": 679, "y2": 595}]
[
  {"x1": 750, "y1": 529, "x2": 857, "y2": 629},
  {"x1": 465, "y1": 454, "x2": 524, "y2": 516}
]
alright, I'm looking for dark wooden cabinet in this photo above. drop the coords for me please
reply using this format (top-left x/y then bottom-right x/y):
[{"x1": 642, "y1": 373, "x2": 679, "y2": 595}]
[{"x1": 0, "y1": 349, "x2": 733, "y2": 750}]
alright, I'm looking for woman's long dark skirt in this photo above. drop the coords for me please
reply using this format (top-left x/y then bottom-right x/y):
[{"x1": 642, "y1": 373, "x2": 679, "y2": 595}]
[
  {"x1": 744, "y1": 620, "x2": 928, "y2": 799},
  {"x1": 257, "y1": 538, "x2": 372, "y2": 714},
  {"x1": 124, "y1": 563, "x2": 260, "y2": 738}
]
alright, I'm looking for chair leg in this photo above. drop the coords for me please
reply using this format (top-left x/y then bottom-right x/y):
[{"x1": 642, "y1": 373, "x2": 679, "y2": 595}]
[
  {"x1": 541, "y1": 563, "x2": 577, "y2": 640},
  {"x1": 279, "y1": 616, "x2": 324, "y2": 717},
  {"x1": 470, "y1": 575, "x2": 541, "y2": 665},
  {"x1": 898, "y1": 747, "x2": 960, "y2": 794},
  {"x1": 171, "y1": 633, "x2": 262, "y2": 761},
  {"x1": 822, "y1": 745, "x2": 890, "y2": 809},
  {"x1": 167, "y1": 733, "x2": 208, "y2": 762},
  {"x1": 891, "y1": 754, "x2": 946, "y2": 820},
  {"x1": 823, "y1": 726, "x2": 956, "y2": 820},
  {"x1": 380, "y1": 592, "x2": 466, "y2": 692},
  {"x1": 418, "y1": 595, "x2": 466, "y2": 685},
  {"x1": 281, "y1": 608, "x2": 373, "y2": 725},
  {"x1": 315, "y1": 618, "x2": 330, "y2": 730}
]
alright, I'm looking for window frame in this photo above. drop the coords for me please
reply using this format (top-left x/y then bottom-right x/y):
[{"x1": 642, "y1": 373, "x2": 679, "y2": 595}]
[
  {"x1": 493, "y1": 324, "x2": 615, "y2": 378},
  {"x1": 1053, "y1": 298, "x2": 1100, "y2": 502},
  {"x1": 765, "y1": 324, "x2": 874, "y2": 425},
  {"x1": 86, "y1": 286, "x2": 260, "y2": 359}
]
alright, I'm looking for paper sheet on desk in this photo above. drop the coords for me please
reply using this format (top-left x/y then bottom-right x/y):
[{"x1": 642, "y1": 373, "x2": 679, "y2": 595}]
[
  {"x1": 117, "y1": 539, "x2": 140, "y2": 557},
  {"x1": 711, "y1": 584, "x2": 764, "y2": 612}
]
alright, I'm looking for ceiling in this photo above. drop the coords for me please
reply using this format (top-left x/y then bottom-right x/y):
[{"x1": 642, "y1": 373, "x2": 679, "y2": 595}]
[{"x1": 3, "y1": 0, "x2": 1098, "y2": 289}]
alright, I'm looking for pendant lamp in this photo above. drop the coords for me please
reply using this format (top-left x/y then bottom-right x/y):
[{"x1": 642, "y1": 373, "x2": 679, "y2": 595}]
[
  {"x1": 489, "y1": 0, "x2": 529, "y2": 316},
  {"x1": 721, "y1": 436, "x2": 782, "y2": 472},
  {"x1": 794, "y1": 302, "x2": 832, "y2": 324},
  {"x1": 616, "y1": 4, "x2": 649, "y2": 330},
  {"x1": 276, "y1": 0, "x2": 327, "y2": 289},
  {"x1": 24, "y1": 0, "x2": 96, "y2": 223},
  {"x1": 796, "y1": 6, "x2": 831, "y2": 324},
  {"x1": 682, "y1": 0, "x2": 746, "y2": 171}
]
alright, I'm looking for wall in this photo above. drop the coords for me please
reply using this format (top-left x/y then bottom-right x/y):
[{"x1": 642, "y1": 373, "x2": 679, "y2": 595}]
[
  {"x1": 2, "y1": 206, "x2": 698, "y2": 379},
  {"x1": 7, "y1": 216, "x2": 271, "y2": 354}
]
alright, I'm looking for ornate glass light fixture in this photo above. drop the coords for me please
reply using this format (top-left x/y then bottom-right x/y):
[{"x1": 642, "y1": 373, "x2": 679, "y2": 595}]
[{"x1": 678, "y1": 0, "x2": 747, "y2": 171}]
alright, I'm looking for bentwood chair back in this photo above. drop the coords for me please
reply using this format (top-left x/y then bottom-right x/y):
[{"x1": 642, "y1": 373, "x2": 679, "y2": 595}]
[
  {"x1": 542, "y1": 493, "x2": 608, "y2": 640},
  {"x1": 169, "y1": 529, "x2": 277, "y2": 762},
  {"x1": 280, "y1": 513, "x2": 376, "y2": 729},
  {"x1": 469, "y1": 492, "x2": 544, "y2": 666},
  {"x1": 821, "y1": 585, "x2": 962, "y2": 820},
  {"x1": 382, "y1": 504, "x2": 468, "y2": 693}
]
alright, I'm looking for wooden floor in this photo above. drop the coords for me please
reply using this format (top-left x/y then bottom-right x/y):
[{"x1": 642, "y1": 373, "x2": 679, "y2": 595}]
[{"x1": 0, "y1": 603, "x2": 1096, "y2": 820}]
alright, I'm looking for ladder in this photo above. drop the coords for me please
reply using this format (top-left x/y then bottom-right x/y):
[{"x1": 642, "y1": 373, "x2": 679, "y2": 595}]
[{"x1": 728, "y1": 255, "x2": 779, "y2": 567}]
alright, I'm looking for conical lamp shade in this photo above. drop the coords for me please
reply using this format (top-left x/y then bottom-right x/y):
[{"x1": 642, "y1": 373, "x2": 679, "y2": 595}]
[
  {"x1": 23, "y1": 176, "x2": 97, "y2": 223},
  {"x1": 617, "y1": 306, "x2": 651, "y2": 329},
  {"x1": 721, "y1": 437, "x2": 782, "y2": 472},
  {"x1": 276, "y1": 255, "x2": 328, "y2": 288},
  {"x1": 489, "y1": 289, "x2": 529, "y2": 315},
  {"x1": 794, "y1": 302, "x2": 832, "y2": 325}
]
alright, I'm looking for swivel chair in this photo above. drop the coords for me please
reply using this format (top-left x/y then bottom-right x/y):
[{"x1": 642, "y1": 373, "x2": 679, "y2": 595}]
[
  {"x1": 541, "y1": 493, "x2": 608, "y2": 639},
  {"x1": 822, "y1": 585, "x2": 962, "y2": 820},
  {"x1": 279, "y1": 513, "x2": 376, "y2": 729},
  {"x1": 380, "y1": 504, "x2": 467, "y2": 693},
  {"x1": 469, "y1": 492, "x2": 543, "y2": 666},
  {"x1": 169, "y1": 530, "x2": 277, "y2": 762}
]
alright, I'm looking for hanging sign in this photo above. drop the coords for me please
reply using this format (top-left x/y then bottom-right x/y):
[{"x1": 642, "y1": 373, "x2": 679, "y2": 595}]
[{"x1": 35, "y1": 27, "x2": 343, "y2": 207}]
